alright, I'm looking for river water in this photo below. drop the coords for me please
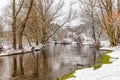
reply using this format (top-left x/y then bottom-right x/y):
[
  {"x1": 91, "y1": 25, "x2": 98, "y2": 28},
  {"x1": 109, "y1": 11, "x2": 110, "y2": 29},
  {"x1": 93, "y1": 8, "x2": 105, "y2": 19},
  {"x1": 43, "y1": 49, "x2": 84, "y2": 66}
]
[{"x1": 0, "y1": 44, "x2": 105, "y2": 80}]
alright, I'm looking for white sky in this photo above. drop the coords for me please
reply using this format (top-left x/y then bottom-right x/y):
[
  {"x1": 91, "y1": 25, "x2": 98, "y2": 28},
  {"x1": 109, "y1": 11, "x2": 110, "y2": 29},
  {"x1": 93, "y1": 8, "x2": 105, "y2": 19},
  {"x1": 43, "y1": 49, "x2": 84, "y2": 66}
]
[
  {"x1": 0, "y1": 0, "x2": 9, "y2": 10},
  {"x1": 0, "y1": 0, "x2": 79, "y2": 15},
  {"x1": 0, "y1": 0, "x2": 79, "y2": 11},
  {"x1": 0, "y1": 0, "x2": 79, "y2": 26}
]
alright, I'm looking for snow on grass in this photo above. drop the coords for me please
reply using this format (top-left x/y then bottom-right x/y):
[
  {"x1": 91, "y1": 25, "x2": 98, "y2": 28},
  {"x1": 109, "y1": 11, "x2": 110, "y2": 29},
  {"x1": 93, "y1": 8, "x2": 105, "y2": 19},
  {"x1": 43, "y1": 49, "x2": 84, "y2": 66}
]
[{"x1": 61, "y1": 47, "x2": 120, "y2": 80}]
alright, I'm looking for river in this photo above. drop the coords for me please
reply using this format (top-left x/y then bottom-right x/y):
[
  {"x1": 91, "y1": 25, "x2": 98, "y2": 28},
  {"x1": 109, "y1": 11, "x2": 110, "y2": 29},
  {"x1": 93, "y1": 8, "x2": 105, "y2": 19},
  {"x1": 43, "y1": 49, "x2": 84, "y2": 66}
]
[{"x1": 0, "y1": 44, "x2": 105, "y2": 80}]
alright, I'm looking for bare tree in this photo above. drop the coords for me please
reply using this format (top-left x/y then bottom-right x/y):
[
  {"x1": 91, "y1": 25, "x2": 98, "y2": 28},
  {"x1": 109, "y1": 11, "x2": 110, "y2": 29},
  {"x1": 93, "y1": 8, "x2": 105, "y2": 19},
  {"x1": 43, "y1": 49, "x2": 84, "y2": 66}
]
[
  {"x1": 35, "y1": 0, "x2": 64, "y2": 44},
  {"x1": 78, "y1": 0, "x2": 100, "y2": 46},
  {"x1": 18, "y1": 0, "x2": 34, "y2": 49},
  {"x1": 12, "y1": 0, "x2": 16, "y2": 49},
  {"x1": 24, "y1": 0, "x2": 76, "y2": 45},
  {"x1": 98, "y1": 0, "x2": 120, "y2": 46},
  {"x1": 3, "y1": 0, "x2": 76, "y2": 49},
  {"x1": 11, "y1": 0, "x2": 25, "y2": 49}
]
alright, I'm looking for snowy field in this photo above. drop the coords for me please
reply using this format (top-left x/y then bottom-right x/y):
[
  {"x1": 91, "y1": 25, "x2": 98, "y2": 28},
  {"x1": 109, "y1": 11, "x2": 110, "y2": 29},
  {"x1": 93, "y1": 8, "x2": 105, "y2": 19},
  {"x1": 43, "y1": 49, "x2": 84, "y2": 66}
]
[{"x1": 66, "y1": 47, "x2": 120, "y2": 80}]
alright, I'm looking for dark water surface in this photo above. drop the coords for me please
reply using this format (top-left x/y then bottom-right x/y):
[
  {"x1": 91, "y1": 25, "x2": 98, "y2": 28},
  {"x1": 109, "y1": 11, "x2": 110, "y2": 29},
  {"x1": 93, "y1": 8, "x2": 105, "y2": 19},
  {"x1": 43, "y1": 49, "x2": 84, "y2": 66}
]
[{"x1": 0, "y1": 44, "x2": 105, "y2": 80}]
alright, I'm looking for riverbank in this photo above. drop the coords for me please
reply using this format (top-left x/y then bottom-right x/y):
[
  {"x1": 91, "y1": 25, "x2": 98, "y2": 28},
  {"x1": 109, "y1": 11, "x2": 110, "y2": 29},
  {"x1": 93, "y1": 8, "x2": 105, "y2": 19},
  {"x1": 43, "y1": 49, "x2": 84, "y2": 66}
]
[
  {"x1": 59, "y1": 46, "x2": 120, "y2": 80},
  {"x1": 0, "y1": 44, "x2": 43, "y2": 57}
]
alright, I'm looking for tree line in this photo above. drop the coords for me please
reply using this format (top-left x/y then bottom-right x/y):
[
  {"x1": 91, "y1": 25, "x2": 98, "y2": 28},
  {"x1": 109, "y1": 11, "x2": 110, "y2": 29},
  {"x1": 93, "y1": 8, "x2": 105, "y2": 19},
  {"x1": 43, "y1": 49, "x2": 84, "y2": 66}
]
[
  {"x1": 79, "y1": 0, "x2": 120, "y2": 46},
  {"x1": 3, "y1": 0, "x2": 75, "y2": 49},
  {"x1": 1, "y1": 0, "x2": 120, "y2": 50}
]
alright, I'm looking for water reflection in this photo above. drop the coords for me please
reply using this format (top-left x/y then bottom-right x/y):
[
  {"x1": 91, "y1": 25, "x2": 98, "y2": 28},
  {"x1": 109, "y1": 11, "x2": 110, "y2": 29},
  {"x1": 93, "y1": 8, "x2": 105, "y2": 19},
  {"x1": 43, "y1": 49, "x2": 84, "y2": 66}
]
[
  {"x1": 12, "y1": 56, "x2": 17, "y2": 77},
  {"x1": 12, "y1": 55, "x2": 24, "y2": 77},
  {"x1": 0, "y1": 44, "x2": 105, "y2": 80}
]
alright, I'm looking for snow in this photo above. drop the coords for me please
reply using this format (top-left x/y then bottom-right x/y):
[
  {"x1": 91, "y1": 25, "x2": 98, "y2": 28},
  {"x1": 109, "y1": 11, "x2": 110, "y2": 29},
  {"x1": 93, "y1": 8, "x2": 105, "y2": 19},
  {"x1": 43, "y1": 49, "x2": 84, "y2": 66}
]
[
  {"x1": 100, "y1": 46, "x2": 120, "y2": 51},
  {"x1": 0, "y1": 49, "x2": 23, "y2": 56},
  {"x1": 100, "y1": 40, "x2": 110, "y2": 47},
  {"x1": 82, "y1": 40, "x2": 94, "y2": 45},
  {"x1": 67, "y1": 47, "x2": 120, "y2": 80},
  {"x1": 62, "y1": 38, "x2": 73, "y2": 44},
  {"x1": 80, "y1": 36, "x2": 94, "y2": 45},
  {"x1": 72, "y1": 41, "x2": 78, "y2": 44},
  {"x1": 84, "y1": 36, "x2": 93, "y2": 41},
  {"x1": 24, "y1": 46, "x2": 33, "y2": 52},
  {"x1": 50, "y1": 38, "x2": 74, "y2": 44},
  {"x1": 33, "y1": 44, "x2": 43, "y2": 50},
  {"x1": 2, "y1": 44, "x2": 12, "y2": 50},
  {"x1": 0, "y1": 43, "x2": 43, "y2": 57}
]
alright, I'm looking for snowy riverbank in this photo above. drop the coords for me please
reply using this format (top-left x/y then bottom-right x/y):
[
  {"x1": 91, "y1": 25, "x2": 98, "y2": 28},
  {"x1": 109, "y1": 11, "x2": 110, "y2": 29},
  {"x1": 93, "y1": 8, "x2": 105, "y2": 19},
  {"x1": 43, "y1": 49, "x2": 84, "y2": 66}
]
[
  {"x1": 0, "y1": 44, "x2": 43, "y2": 57},
  {"x1": 63, "y1": 46, "x2": 120, "y2": 80}
]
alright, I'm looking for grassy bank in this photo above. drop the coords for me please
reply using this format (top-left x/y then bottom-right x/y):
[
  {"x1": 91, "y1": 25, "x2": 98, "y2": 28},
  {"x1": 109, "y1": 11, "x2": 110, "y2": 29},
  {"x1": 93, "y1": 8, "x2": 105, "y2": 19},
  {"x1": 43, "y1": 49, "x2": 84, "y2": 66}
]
[
  {"x1": 93, "y1": 50, "x2": 112, "y2": 69},
  {"x1": 57, "y1": 68, "x2": 81, "y2": 80},
  {"x1": 58, "y1": 50, "x2": 113, "y2": 80}
]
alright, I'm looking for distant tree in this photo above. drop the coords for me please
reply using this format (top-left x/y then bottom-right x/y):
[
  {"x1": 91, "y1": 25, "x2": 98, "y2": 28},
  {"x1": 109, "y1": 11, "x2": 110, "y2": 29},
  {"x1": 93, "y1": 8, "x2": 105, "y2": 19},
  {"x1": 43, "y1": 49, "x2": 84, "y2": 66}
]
[
  {"x1": 0, "y1": 23, "x2": 3, "y2": 37},
  {"x1": 78, "y1": 0, "x2": 100, "y2": 46}
]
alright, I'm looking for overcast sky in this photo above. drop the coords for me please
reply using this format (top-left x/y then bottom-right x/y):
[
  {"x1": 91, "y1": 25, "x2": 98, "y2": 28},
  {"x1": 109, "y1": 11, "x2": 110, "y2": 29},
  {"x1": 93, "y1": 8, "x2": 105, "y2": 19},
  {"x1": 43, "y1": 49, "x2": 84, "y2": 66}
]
[
  {"x1": 0, "y1": 0, "x2": 79, "y2": 26},
  {"x1": 0, "y1": 0, "x2": 9, "y2": 10},
  {"x1": 0, "y1": 0, "x2": 79, "y2": 14}
]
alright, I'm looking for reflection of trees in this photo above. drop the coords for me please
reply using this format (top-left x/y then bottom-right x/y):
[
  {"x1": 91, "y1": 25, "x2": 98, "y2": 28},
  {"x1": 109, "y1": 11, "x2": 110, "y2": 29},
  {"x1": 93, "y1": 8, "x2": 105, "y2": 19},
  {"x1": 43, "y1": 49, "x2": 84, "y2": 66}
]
[
  {"x1": 53, "y1": 44, "x2": 57, "y2": 57},
  {"x1": 93, "y1": 48, "x2": 96, "y2": 64},
  {"x1": 32, "y1": 52, "x2": 39, "y2": 77},
  {"x1": 10, "y1": 50, "x2": 52, "y2": 79},
  {"x1": 12, "y1": 54, "x2": 24, "y2": 77},
  {"x1": 19, "y1": 55, "x2": 24, "y2": 75},
  {"x1": 31, "y1": 50, "x2": 49, "y2": 77},
  {"x1": 40, "y1": 50, "x2": 49, "y2": 75},
  {"x1": 12, "y1": 56, "x2": 17, "y2": 77}
]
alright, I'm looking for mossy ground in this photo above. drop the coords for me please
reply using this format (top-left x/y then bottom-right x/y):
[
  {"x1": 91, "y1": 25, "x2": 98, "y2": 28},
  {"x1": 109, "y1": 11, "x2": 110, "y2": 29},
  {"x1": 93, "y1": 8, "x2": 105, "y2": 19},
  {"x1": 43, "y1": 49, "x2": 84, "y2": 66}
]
[
  {"x1": 58, "y1": 50, "x2": 113, "y2": 80},
  {"x1": 93, "y1": 50, "x2": 112, "y2": 70},
  {"x1": 57, "y1": 68, "x2": 81, "y2": 80}
]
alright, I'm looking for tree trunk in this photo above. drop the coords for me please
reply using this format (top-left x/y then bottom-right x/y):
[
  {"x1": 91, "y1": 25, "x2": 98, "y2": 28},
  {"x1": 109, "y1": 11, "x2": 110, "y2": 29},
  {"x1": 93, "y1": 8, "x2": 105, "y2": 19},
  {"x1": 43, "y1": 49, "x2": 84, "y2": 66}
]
[
  {"x1": 41, "y1": 28, "x2": 46, "y2": 44},
  {"x1": 18, "y1": 0, "x2": 34, "y2": 49},
  {"x1": 12, "y1": 0, "x2": 16, "y2": 49},
  {"x1": 117, "y1": 0, "x2": 120, "y2": 44},
  {"x1": 91, "y1": 0, "x2": 96, "y2": 46},
  {"x1": 106, "y1": 0, "x2": 117, "y2": 46},
  {"x1": 18, "y1": 24, "x2": 25, "y2": 49},
  {"x1": 36, "y1": 40, "x2": 39, "y2": 45},
  {"x1": 92, "y1": 24, "x2": 96, "y2": 45}
]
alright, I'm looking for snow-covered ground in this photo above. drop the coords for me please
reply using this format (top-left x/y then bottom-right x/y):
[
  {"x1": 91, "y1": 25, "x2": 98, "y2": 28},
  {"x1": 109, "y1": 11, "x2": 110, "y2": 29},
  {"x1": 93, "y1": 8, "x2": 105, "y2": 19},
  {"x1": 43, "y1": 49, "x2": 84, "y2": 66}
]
[
  {"x1": 82, "y1": 40, "x2": 94, "y2": 45},
  {"x1": 0, "y1": 43, "x2": 43, "y2": 56},
  {"x1": 100, "y1": 40, "x2": 110, "y2": 47},
  {"x1": 66, "y1": 47, "x2": 120, "y2": 80}
]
